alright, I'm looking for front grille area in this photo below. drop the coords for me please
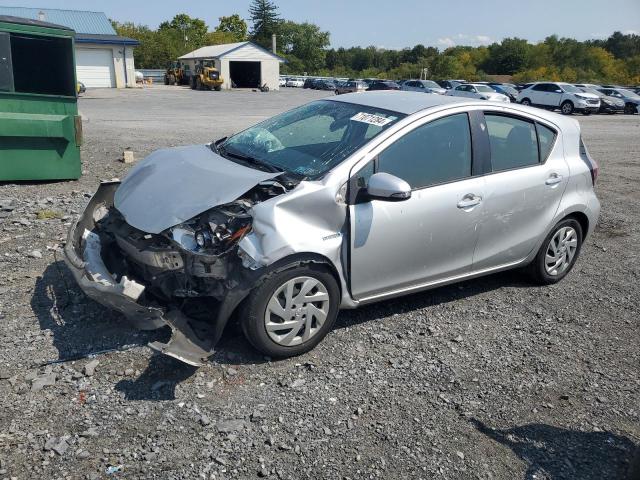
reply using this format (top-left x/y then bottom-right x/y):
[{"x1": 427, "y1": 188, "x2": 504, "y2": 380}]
[{"x1": 587, "y1": 99, "x2": 599, "y2": 104}]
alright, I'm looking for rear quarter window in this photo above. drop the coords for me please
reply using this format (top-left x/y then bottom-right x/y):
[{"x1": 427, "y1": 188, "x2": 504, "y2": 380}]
[{"x1": 537, "y1": 123, "x2": 557, "y2": 162}]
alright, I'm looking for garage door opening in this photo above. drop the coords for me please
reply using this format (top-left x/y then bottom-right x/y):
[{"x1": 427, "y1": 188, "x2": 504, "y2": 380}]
[{"x1": 229, "y1": 61, "x2": 260, "y2": 88}]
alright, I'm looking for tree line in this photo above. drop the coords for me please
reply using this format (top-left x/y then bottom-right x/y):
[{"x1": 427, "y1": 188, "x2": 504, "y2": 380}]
[{"x1": 113, "y1": 0, "x2": 640, "y2": 84}]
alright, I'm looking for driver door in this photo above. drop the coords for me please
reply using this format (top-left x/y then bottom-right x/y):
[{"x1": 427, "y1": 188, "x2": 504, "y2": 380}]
[{"x1": 348, "y1": 112, "x2": 485, "y2": 300}]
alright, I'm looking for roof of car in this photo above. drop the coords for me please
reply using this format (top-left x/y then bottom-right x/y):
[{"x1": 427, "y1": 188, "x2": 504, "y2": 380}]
[
  {"x1": 326, "y1": 91, "x2": 580, "y2": 133},
  {"x1": 328, "y1": 91, "x2": 465, "y2": 114}
]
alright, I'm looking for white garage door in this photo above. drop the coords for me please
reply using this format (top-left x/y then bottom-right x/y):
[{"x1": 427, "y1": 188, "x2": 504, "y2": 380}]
[{"x1": 76, "y1": 48, "x2": 115, "y2": 88}]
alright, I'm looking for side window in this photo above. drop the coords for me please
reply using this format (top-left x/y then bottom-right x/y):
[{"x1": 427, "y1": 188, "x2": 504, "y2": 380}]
[
  {"x1": 532, "y1": 83, "x2": 547, "y2": 91},
  {"x1": 537, "y1": 123, "x2": 557, "y2": 162},
  {"x1": 485, "y1": 114, "x2": 538, "y2": 171},
  {"x1": 377, "y1": 113, "x2": 472, "y2": 189}
]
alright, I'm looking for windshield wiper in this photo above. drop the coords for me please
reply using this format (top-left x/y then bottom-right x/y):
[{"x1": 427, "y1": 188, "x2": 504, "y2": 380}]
[{"x1": 218, "y1": 145, "x2": 281, "y2": 173}]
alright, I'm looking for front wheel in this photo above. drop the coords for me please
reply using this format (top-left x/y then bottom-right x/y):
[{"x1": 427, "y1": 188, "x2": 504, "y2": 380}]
[
  {"x1": 527, "y1": 218, "x2": 583, "y2": 285},
  {"x1": 624, "y1": 103, "x2": 637, "y2": 114},
  {"x1": 240, "y1": 264, "x2": 340, "y2": 358},
  {"x1": 520, "y1": 98, "x2": 531, "y2": 106},
  {"x1": 561, "y1": 101, "x2": 574, "y2": 115}
]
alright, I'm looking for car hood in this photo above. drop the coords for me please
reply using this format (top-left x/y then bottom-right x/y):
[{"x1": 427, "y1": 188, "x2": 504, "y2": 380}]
[
  {"x1": 114, "y1": 144, "x2": 282, "y2": 234},
  {"x1": 575, "y1": 92, "x2": 600, "y2": 99}
]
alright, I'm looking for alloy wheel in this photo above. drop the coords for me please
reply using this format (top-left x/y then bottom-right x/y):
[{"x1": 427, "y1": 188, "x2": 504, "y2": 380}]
[
  {"x1": 264, "y1": 276, "x2": 330, "y2": 347},
  {"x1": 544, "y1": 227, "x2": 578, "y2": 276}
]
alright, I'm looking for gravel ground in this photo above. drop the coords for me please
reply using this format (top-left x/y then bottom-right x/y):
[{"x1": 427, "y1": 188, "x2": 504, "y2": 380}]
[{"x1": 0, "y1": 86, "x2": 638, "y2": 480}]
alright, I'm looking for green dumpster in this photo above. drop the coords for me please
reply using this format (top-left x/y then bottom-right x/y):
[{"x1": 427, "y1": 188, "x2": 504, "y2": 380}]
[{"x1": 0, "y1": 15, "x2": 81, "y2": 181}]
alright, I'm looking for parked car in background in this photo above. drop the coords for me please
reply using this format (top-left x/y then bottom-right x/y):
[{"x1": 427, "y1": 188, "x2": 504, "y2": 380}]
[
  {"x1": 279, "y1": 77, "x2": 287, "y2": 87},
  {"x1": 597, "y1": 87, "x2": 640, "y2": 114},
  {"x1": 367, "y1": 80, "x2": 401, "y2": 91},
  {"x1": 488, "y1": 84, "x2": 519, "y2": 102},
  {"x1": 437, "y1": 79, "x2": 466, "y2": 90},
  {"x1": 574, "y1": 83, "x2": 602, "y2": 89},
  {"x1": 446, "y1": 83, "x2": 510, "y2": 102},
  {"x1": 65, "y1": 92, "x2": 600, "y2": 364},
  {"x1": 401, "y1": 80, "x2": 446, "y2": 95},
  {"x1": 315, "y1": 79, "x2": 336, "y2": 91},
  {"x1": 575, "y1": 86, "x2": 624, "y2": 114},
  {"x1": 286, "y1": 77, "x2": 304, "y2": 88},
  {"x1": 303, "y1": 78, "x2": 316, "y2": 89},
  {"x1": 517, "y1": 82, "x2": 600, "y2": 115},
  {"x1": 515, "y1": 83, "x2": 535, "y2": 92},
  {"x1": 335, "y1": 80, "x2": 368, "y2": 95}
]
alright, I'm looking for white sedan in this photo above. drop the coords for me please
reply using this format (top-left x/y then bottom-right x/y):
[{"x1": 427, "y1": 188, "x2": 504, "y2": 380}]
[
  {"x1": 446, "y1": 83, "x2": 510, "y2": 102},
  {"x1": 286, "y1": 77, "x2": 304, "y2": 88}
]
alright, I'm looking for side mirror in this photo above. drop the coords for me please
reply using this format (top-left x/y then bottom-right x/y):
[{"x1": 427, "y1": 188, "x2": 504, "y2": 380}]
[{"x1": 366, "y1": 172, "x2": 411, "y2": 201}]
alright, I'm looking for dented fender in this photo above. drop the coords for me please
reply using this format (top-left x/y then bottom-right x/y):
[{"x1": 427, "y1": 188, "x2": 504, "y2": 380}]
[{"x1": 238, "y1": 180, "x2": 358, "y2": 308}]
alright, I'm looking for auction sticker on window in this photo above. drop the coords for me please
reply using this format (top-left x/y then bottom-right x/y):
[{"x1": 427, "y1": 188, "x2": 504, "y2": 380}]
[{"x1": 350, "y1": 112, "x2": 393, "y2": 127}]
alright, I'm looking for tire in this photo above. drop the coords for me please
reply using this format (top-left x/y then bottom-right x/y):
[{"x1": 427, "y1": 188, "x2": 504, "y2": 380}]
[
  {"x1": 583, "y1": 110, "x2": 591, "y2": 116},
  {"x1": 520, "y1": 98, "x2": 531, "y2": 106},
  {"x1": 240, "y1": 263, "x2": 340, "y2": 358},
  {"x1": 214, "y1": 85, "x2": 221, "y2": 91},
  {"x1": 196, "y1": 77, "x2": 202, "y2": 91},
  {"x1": 164, "y1": 76, "x2": 169, "y2": 85},
  {"x1": 624, "y1": 103, "x2": 637, "y2": 114},
  {"x1": 167, "y1": 74, "x2": 175, "y2": 85},
  {"x1": 527, "y1": 218, "x2": 583, "y2": 285},
  {"x1": 561, "y1": 101, "x2": 574, "y2": 115}
]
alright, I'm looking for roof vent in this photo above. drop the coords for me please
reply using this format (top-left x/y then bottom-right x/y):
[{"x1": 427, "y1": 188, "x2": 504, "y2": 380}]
[{"x1": 37, "y1": 10, "x2": 46, "y2": 21}]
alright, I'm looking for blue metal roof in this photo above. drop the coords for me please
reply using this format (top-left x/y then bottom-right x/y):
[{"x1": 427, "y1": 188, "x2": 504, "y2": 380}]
[{"x1": 0, "y1": 6, "x2": 116, "y2": 35}]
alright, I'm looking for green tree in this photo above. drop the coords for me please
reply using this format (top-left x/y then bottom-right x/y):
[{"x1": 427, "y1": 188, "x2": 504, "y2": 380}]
[
  {"x1": 158, "y1": 13, "x2": 208, "y2": 53},
  {"x1": 483, "y1": 38, "x2": 531, "y2": 74},
  {"x1": 215, "y1": 14, "x2": 247, "y2": 42},
  {"x1": 249, "y1": 0, "x2": 281, "y2": 48},
  {"x1": 278, "y1": 21, "x2": 330, "y2": 73}
]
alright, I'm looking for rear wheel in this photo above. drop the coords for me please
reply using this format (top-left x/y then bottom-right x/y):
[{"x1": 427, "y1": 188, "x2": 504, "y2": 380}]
[
  {"x1": 527, "y1": 218, "x2": 583, "y2": 285},
  {"x1": 195, "y1": 77, "x2": 202, "y2": 90},
  {"x1": 520, "y1": 98, "x2": 531, "y2": 106},
  {"x1": 240, "y1": 264, "x2": 340, "y2": 358},
  {"x1": 624, "y1": 103, "x2": 637, "y2": 114},
  {"x1": 561, "y1": 101, "x2": 574, "y2": 115},
  {"x1": 214, "y1": 85, "x2": 221, "y2": 91},
  {"x1": 167, "y1": 74, "x2": 175, "y2": 85}
]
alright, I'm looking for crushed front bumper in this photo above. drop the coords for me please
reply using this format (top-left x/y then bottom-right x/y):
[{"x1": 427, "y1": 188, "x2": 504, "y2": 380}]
[{"x1": 63, "y1": 182, "x2": 219, "y2": 366}]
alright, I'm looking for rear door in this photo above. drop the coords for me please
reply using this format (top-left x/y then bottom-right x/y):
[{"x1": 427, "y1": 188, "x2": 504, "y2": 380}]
[
  {"x1": 529, "y1": 83, "x2": 551, "y2": 105},
  {"x1": 471, "y1": 111, "x2": 568, "y2": 270}
]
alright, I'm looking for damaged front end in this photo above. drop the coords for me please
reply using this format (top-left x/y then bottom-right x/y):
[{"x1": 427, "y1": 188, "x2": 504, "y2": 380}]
[{"x1": 64, "y1": 179, "x2": 286, "y2": 366}]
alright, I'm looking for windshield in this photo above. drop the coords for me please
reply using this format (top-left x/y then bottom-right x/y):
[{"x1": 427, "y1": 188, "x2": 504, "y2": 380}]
[
  {"x1": 582, "y1": 87, "x2": 602, "y2": 96},
  {"x1": 424, "y1": 80, "x2": 440, "y2": 88},
  {"x1": 618, "y1": 88, "x2": 640, "y2": 98},
  {"x1": 220, "y1": 100, "x2": 405, "y2": 179},
  {"x1": 475, "y1": 85, "x2": 494, "y2": 92},
  {"x1": 560, "y1": 84, "x2": 581, "y2": 93}
]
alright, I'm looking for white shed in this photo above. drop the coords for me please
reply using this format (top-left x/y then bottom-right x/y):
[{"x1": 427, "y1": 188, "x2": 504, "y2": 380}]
[{"x1": 179, "y1": 42, "x2": 285, "y2": 91}]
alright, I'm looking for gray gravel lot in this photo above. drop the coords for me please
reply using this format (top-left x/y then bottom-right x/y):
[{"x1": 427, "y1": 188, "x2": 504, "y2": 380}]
[{"x1": 0, "y1": 86, "x2": 638, "y2": 479}]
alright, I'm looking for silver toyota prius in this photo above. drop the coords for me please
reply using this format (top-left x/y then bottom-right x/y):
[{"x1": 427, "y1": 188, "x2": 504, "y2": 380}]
[{"x1": 64, "y1": 92, "x2": 600, "y2": 365}]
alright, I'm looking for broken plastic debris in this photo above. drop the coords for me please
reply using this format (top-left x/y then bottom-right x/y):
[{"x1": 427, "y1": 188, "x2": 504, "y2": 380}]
[
  {"x1": 106, "y1": 465, "x2": 123, "y2": 474},
  {"x1": 120, "y1": 275, "x2": 144, "y2": 300}
]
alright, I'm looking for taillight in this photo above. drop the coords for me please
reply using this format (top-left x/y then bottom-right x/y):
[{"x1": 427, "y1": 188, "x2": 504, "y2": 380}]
[{"x1": 579, "y1": 136, "x2": 598, "y2": 185}]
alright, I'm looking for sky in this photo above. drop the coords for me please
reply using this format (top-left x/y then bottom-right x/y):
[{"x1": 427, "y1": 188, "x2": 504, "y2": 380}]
[{"x1": 11, "y1": 0, "x2": 640, "y2": 49}]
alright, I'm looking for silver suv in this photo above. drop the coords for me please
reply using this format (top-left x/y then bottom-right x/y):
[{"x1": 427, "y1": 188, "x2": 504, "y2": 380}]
[{"x1": 65, "y1": 93, "x2": 601, "y2": 365}]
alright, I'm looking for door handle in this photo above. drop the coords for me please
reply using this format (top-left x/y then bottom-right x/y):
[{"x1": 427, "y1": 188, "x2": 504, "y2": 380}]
[
  {"x1": 545, "y1": 173, "x2": 563, "y2": 186},
  {"x1": 457, "y1": 194, "x2": 482, "y2": 209}
]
